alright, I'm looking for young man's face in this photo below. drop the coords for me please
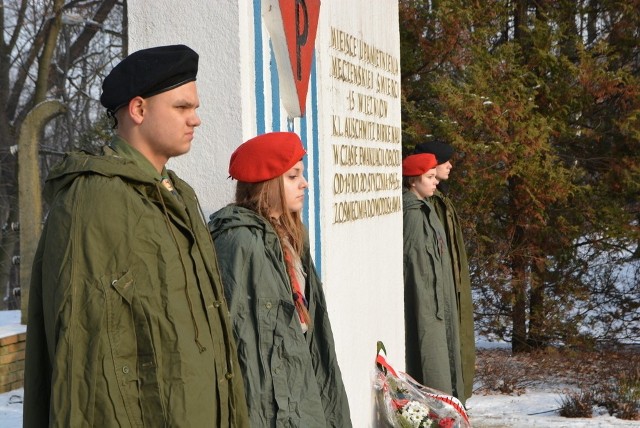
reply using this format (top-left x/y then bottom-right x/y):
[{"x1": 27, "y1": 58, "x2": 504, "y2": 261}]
[
  {"x1": 435, "y1": 160, "x2": 452, "y2": 181},
  {"x1": 138, "y1": 81, "x2": 201, "y2": 167}
]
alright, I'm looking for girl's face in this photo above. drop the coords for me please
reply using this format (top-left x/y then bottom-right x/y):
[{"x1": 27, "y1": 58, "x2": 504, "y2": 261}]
[
  {"x1": 410, "y1": 168, "x2": 439, "y2": 199},
  {"x1": 283, "y1": 160, "x2": 308, "y2": 213}
]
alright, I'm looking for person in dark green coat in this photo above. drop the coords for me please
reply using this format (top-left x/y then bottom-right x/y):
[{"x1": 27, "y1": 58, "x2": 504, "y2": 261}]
[
  {"x1": 402, "y1": 153, "x2": 465, "y2": 404},
  {"x1": 209, "y1": 132, "x2": 352, "y2": 427},
  {"x1": 414, "y1": 140, "x2": 475, "y2": 402},
  {"x1": 24, "y1": 45, "x2": 248, "y2": 427}
]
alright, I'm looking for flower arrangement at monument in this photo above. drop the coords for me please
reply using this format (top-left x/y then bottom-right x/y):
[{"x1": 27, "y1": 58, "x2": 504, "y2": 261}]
[
  {"x1": 373, "y1": 342, "x2": 471, "y2": 428},
  {"x1": 398, "y1": 399, "x2": 436, "y2": 427}
]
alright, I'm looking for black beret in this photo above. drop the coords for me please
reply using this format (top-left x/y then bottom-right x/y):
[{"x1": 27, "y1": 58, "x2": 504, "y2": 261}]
[
  {"x1": 100, "y1": 44, "x2": 199, "y2": 113},
  {"x1": 413, "y1": 140, "x2": 454, "y2": 164}
]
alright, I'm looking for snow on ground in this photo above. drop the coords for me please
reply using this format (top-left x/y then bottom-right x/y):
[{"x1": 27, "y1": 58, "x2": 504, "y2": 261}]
[
  {"x1": 0, "y1": 388, "x2": 22, "y2": 428},
  {"x1": 1, "y1": 310, "x2": 638, "y2": 427},
  {"x1": 0, "y1": 310, "x2": 24, "y2": 338},
  {"x1": 467, "y1": 389, "x2": 639, "y2": 427}
]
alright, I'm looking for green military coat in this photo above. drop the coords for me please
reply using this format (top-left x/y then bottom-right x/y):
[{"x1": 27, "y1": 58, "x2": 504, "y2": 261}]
[
  {"x1": 431, "y1": 189, "x2": 475, "y2": 401},
  {"x1": 209, "y1": 205, "x2": 352, "y2": 427},
  {"x1": 24, "y1": 139, "x2": 248, "y2": 427},
  {"x1": 403, "y1": 190, "x2": 465, "y2": 403}
]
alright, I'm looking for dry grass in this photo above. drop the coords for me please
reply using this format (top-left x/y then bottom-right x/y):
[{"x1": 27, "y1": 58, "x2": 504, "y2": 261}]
[{"x1": 474, "y1": 345, "x2": 640, "y2": 420}]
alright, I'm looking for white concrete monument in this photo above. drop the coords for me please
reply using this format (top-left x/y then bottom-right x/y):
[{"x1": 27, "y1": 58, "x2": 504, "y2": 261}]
[{"x1": 128, "y1": 1, "x2": 403, "y2": 425}]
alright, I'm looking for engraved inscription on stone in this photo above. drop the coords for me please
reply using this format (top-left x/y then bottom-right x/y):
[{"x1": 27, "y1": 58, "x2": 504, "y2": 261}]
[{"x1": 328, "y1": 27, "x2": 401, "y2": 224}]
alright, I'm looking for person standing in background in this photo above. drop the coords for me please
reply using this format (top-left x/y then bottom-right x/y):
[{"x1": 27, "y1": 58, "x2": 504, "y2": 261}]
[
  {"x1": 209, "y1": 132, "x2": 352, "y2": 427},
  {"x1": 402, "y1": 153, "x2": 465, "y2": 403},
  {"x1": 24, "y1": 45, "x2": 248, "y2": 427},
  {"x1": 414, "y1": 140, "x2": 475, "y2": 403}
]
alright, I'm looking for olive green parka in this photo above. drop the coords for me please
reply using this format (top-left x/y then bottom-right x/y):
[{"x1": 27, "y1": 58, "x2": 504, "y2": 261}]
[
  {"x1": 209, "y1": 205, "x2": 352, "y2": 428},
  {"x1": 24, "y1": 140, "x2": 248, "y2": 427},
  {"x1": 431, "y1": 188, "x2": 475, "y2": 401},
  {"x1": 402, "y1": 190, "x2": 465, "y2": 403}
]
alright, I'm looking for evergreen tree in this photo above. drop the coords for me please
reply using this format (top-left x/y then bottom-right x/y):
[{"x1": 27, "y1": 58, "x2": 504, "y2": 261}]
[{"x1": 400, "y1": 0, "x2": 640, "y2": 352}]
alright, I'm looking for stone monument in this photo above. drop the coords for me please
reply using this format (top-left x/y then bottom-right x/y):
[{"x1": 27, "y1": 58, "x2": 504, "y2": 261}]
[{"x1": 128, "y1": 1, "x2": 402, "y2": 424}]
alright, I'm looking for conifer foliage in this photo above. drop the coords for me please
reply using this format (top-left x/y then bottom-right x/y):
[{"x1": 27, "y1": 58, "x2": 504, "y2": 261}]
[{"x1": 399, "y1": 0, "x2": 640, "y2": 352}]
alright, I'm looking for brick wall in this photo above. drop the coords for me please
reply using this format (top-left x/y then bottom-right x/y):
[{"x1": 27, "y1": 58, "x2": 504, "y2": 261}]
[{"x1": 0, "y1": 332, "x2": 26, "y2": 393}]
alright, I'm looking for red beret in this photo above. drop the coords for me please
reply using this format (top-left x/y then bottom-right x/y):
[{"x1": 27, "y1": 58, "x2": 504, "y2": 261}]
[
  {"x1": 229, "y1": 132, "x2": 306, "y2": 182},
  {"x1": 402, "y1": 153, "x2": 437, "y2": 176}
]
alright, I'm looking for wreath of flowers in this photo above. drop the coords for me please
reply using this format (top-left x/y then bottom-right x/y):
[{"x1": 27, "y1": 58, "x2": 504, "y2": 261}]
[{"x1": 373, "y1": 342, "x2": 471, "y2": 428}]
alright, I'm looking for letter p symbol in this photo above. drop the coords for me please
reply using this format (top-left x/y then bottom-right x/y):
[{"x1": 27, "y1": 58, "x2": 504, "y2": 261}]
[{"x1": 295, "y1": 0, "x2": 309, "y2": 81}]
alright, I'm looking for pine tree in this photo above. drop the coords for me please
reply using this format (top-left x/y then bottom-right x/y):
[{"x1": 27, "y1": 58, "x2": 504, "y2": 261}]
[{"x1": 400, "y1": 0, "x2": 640, "y2": 351}]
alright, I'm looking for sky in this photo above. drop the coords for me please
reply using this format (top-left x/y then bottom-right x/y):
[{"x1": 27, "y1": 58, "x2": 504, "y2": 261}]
[{"x1": 1, "y1": 310, "x2": 638, "y2": 427}]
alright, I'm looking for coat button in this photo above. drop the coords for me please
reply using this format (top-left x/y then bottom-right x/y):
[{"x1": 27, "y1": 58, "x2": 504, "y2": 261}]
[
  {"x1": 225, "y1": 372, "x2": 234, "y2": 379},
  {"x1": 265, "y1": 302, "x2": 272, "y2": 309},
  {"x1": 122, "y1": 366, "x2": 130, "y2": 374}
]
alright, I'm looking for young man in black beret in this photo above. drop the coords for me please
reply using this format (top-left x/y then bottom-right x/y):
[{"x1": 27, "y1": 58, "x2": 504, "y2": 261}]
[
  {"x1": 24, "y1": 45, "x2": 249, "y2": 427},
  {"x1": 414, "y1": 140, "x2": 476, "y2": 405}
]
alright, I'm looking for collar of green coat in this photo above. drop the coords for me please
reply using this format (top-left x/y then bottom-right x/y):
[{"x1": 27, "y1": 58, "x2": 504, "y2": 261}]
[
  {"x1": 43, "y1": 138, "x2": 168, "y2": 204},
  {"x1": 402, "y1": 189, "x2": 429, "y2": 210},
  {"x1": 209, "y1": 205, "x2": 275, "y2": 238},
  {"x1": 209, "y1": 205, "x2": 313, "y2": 259},
  {"x1": 109, "y1": 136, "x2": 165, "y2": 182}
]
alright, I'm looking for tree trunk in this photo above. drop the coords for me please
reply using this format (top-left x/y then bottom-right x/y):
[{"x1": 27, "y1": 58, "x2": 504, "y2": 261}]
[
  {"x1": 510, "y1": 237, "x2": 529, "y2": 353},
  {"x1": 34, "y1": 0, "x2": 65, "y2": 104},
  {"x1": 513, "y1": 0, "x2": 528, "y2": 41},
  {"x1": 586, "y1": 0, "x2": 598, "y2": 45},
  {"x1": 0, "y1": 209, "x2": 19, "y2": 311},
  {"x1": 509, "y1": 177, "x2": 530, "y2": 353},
  {"x1": 528, "y1": 254, "x2": 547, "y2": 349},
  {"x1": 18, "y1": 100, "x2": 67, "y2": 323}
]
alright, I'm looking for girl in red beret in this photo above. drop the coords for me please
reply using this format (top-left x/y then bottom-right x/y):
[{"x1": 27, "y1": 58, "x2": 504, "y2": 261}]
[
  {"x1": 402, "y1": 153, "x2": 466, "y2": 404},
  {"x1": 208, "y1": 132, "x2": 352, "y2": 427}
]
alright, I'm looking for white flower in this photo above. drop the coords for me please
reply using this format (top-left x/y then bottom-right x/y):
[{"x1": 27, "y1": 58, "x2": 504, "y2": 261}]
[{"x1": 400, "y1": 400, "x2": 433, "y2": 427}]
